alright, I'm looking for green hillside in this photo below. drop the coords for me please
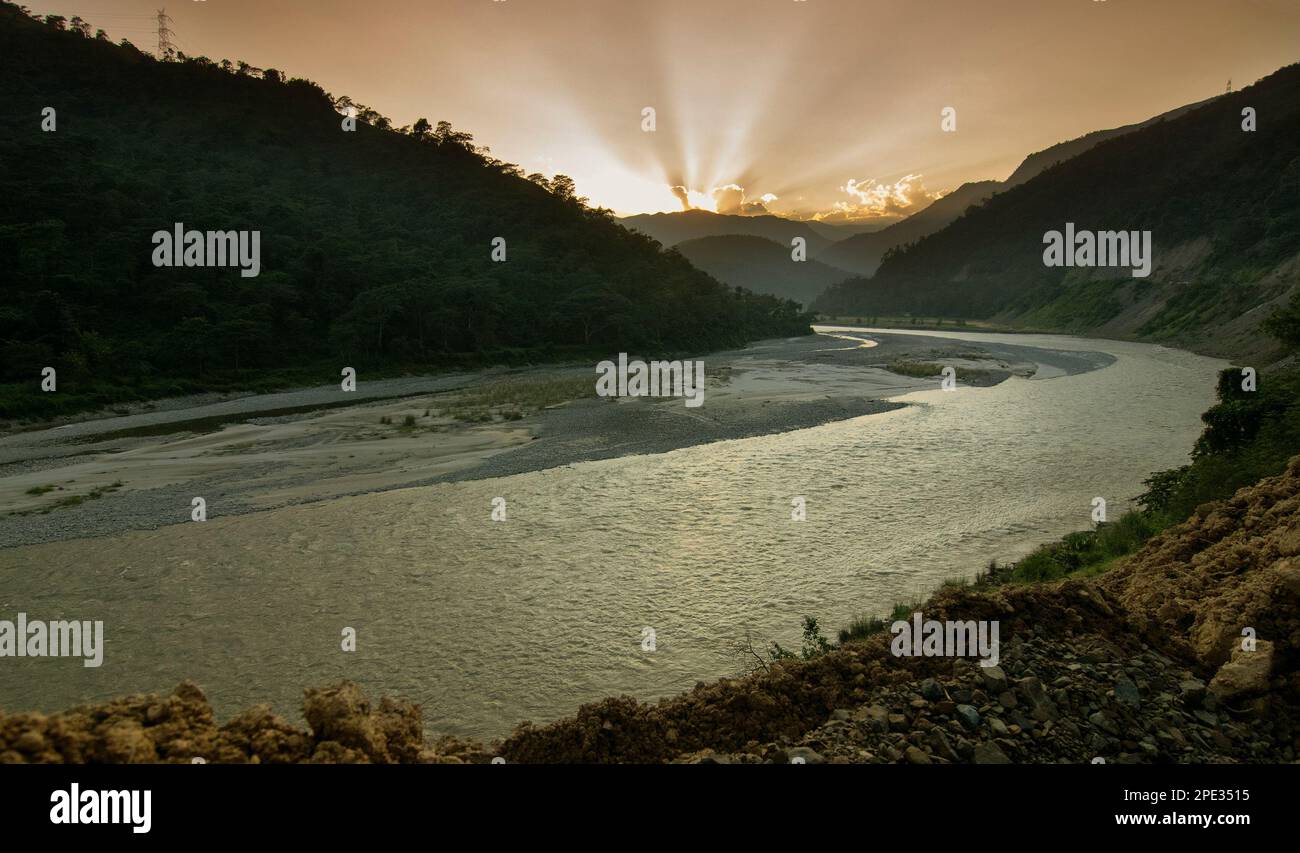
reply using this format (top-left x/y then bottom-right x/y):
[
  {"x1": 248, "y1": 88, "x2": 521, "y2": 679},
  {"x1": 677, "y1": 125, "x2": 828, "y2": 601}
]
[
  {"x1": 816, "y1": 63, "x2": 1300, "y2": 360},
  {"x1": 0, "y1": 5, "x2": 810, "y2": 419}
]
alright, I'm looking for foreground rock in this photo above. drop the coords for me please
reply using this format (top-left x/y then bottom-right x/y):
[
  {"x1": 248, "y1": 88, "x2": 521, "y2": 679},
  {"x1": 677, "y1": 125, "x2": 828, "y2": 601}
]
[{"x1": 0, "y1": 681, "x2": 488, "y2": 764}]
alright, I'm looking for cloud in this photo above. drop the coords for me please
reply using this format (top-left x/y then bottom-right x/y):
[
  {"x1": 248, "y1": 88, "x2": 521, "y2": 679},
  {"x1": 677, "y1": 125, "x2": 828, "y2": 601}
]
[
  {"x1": 711, "y1": 184, "x2": 747, "y2": 214},
  {"x1": 666, "y1": 183, "x2": 777, "y2": 215},
  {"x1": 818, "y1": 173, "x2": 941, "y2": 221}
]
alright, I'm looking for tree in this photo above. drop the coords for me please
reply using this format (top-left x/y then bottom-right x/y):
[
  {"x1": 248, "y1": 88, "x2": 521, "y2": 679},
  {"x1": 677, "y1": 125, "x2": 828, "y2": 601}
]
[
  {"x1": 546, "y1": 175, "x2": 587, "y2": 205},
  {"x1": 1262, "y1": 291, "x2": 1300, "y2": 349},
  {"x1": 433, "y1": 120, "x2": 474, "y2": 149},
  {"x1": 170, "y1": 317, "x2": 215, "y2": 375}
]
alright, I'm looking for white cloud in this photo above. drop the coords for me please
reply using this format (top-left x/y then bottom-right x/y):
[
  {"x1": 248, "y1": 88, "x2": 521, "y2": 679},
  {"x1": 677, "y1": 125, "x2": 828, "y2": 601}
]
[
  {"x1": 667, "y1": 183, "x2": 777, "y2": 215},
  {"x1": 825, "y1": 173, "x2": 940, "y2": 220}
]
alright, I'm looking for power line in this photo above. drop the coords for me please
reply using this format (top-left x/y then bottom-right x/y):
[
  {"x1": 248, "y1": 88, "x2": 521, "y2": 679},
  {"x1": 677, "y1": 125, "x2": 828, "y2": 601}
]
[{"x1": 156, "y1": 7, "x2": 176, "y2": 59}]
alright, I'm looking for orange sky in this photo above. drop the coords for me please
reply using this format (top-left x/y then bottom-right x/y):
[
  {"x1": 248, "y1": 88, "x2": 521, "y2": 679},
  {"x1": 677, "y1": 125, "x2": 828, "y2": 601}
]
[{"x1": 31, "y1": 0, "x2": 1300, "y2": 220}]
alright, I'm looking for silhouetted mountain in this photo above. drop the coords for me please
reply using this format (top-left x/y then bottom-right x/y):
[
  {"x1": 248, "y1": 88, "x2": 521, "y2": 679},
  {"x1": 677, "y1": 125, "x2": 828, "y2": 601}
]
[
  {"x1": 815, "y1": 100, "x2": 1217, "y2": 279},
  {"x1": 675, "y1": 235, "x2": 853, "y2": 307},
  {"x1": 815, "y1": 63, "x2": 1300, "y2": 361},
  {"x1": 803, "y1": 220, "x2": 891, "y2": 240},
  {"x1": 0, "y1": 5, "x2": 810, "y2": 418},
  {"x1": 620, "y1": 99, "x2": 1213, "y2": 296},
  {"x1": 1004, "y1": 97, "x2": 1216, "y2": 186},
  {"x1": 816, "y1": 181, "x2": 1002, "y2": 276},
  {"x1": 619, "y1": 209, "x2": 836, "y2": 254}
]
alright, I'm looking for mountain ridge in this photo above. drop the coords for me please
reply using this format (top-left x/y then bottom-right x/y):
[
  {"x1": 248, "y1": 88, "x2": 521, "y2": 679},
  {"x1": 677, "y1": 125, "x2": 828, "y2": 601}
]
[
  {"x1": 815, "y1": 62, "x2": 1300, "y2": 362},
  {"x1": 618, "y1": 208, "x2": 837, "y2": 254},
  {"x1": 674, "y1": 235, "x2": 854, "y2": 307},
  {"x1": 816, "y1": 181, "x2": 1003, "y2": 277}
]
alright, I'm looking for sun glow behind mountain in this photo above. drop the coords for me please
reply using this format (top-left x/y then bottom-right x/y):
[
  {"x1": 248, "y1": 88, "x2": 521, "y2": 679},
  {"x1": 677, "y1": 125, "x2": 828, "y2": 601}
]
[{"x1": 33, "y1": 0, "x2": 1300, "y2": 221}]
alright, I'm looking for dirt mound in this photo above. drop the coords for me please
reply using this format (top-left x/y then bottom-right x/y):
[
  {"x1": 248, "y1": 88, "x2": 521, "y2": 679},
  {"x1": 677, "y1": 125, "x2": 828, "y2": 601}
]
[
  {"x1": 0, "y1": 681, "x2": 486, "y2": 764},
  {"x1": 1099, "y1": 455, "x2": 1300, "y2": 683},
  {"x1": 679, "y1": 633, "x2": 1286, "y2": 765}
]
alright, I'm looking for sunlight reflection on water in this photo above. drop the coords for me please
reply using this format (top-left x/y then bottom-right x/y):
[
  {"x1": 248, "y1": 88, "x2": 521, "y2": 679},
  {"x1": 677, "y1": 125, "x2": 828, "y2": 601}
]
[{"x1": 0, "y1": 332, "x2": 1226, "y2": 740}]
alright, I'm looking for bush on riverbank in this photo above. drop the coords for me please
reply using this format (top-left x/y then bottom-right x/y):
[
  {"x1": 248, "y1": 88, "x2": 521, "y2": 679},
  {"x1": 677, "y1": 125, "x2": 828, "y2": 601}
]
[{"x1": 1010, "y1": 513, "x2": 1163, "y2": 583}]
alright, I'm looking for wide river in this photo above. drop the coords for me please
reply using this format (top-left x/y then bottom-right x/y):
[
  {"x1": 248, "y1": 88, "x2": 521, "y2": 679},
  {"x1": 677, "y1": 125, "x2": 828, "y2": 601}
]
[{"x1": 0, "y1": 330, "x2": 1225, "y2": 740}]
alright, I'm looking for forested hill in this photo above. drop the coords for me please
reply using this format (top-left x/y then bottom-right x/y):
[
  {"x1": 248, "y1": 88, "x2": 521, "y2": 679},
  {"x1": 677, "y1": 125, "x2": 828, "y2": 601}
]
[
  {"x1": 815, "y1": 62, "x2": 1300, "y2": 361},
  {"x1": 0, "y1": 4, "x2": 809, "y2": 419}
]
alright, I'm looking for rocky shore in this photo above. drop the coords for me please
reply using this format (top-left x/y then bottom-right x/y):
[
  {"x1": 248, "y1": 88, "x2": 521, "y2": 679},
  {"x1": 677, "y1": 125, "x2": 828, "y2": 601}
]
[{"x1": 3, "y1": 455, "x2": 1297, "y2": 764}]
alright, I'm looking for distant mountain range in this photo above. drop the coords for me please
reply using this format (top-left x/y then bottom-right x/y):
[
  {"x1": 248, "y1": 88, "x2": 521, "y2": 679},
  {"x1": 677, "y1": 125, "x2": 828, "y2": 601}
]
[
  {"x1": 816, "y1": 181, "x2": 1002, "y2": 277},
  {"x1": 617, "y1": 98, "x2": 1222, "y2": 300},
  {"x1": 816, "y1": 62, "x2": 1300, "y2": 361},
  {"x1": 674, "y1": 235, "x2": 852, "y2": 308},
  {"x1": 803, "y1": 220, "x2": 890, "y2": 239},
  {"x1": 619, "y1": 209, "x2": 839, "y2": 255}
]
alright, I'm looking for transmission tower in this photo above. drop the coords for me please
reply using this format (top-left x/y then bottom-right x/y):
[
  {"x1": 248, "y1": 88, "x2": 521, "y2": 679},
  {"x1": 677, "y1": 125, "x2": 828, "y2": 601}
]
[{"x1": 156, "y1": 8, "x2": 176, "y2": 59}]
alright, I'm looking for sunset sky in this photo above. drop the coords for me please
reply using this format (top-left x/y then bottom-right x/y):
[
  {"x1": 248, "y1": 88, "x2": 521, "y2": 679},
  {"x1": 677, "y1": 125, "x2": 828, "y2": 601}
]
[{"x1": 32, "y1": 0, "x2": 1300, "y2": 221}]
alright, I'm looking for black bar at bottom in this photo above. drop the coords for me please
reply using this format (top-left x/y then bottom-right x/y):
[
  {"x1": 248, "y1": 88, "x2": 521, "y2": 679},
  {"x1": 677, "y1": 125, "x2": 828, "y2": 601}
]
[{"x1": 0, "y1": 763, "x2": 1285, "y2": 839}]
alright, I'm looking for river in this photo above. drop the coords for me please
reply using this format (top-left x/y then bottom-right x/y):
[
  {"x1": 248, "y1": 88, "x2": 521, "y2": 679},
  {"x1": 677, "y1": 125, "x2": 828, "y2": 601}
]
[{"x1": 0, "y1": 329, "x2": 1226, "y2": 740}]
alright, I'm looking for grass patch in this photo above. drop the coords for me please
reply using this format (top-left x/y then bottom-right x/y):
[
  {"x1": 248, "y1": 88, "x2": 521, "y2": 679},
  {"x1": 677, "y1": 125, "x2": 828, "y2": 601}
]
[
  {"x1": 88, "y1": 481, "x2": 124, "y2": 499},
  {"x1": 836, "y1": 560, "x2": 1013, "y2": 645},
  {"x1": 1009, "y1": 512, "x2": 1162, "y2": 583},
  {"x1": 884, "y1": 360, "x2": 991, "y2": 382},
  {"x1": 438, "y1": 374, "x2": 596, "y2": 423},
  {"x1": 886, "y1": 360, "x2": 943, "y2": 378},
  {"x1": 31, "y1": 480, "x2": 124, "y2": 514},
  {"x1": 453, "y1": 374, "x2": 596, "y2": 410},
  {"x1": 837, "y1": 598, "x2": 925, "y2": 645}
]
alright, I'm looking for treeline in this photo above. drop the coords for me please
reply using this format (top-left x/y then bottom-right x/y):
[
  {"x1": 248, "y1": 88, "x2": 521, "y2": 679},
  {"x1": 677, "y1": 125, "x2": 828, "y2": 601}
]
[
  {"x1": 0, "y1": 4, "x2": 810, "y2": 418},
  {"x1": 814, "y1": 62, "x2": 1300, "y2": 348}
]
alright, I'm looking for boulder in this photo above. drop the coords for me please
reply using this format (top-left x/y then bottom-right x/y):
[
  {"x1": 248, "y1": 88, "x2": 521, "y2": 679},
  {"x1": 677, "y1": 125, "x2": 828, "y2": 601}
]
[
  {"x1": 1208, "y1": 640, "x2": 1275, "y2": 702},
  {"x1": 973, "y1": 741, "x2": 1012, "y2": 764}
]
